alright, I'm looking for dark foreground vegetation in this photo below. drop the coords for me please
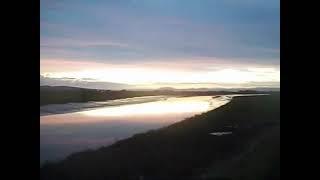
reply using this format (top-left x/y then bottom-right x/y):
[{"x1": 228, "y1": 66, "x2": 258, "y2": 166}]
[
  {"x1": 41, "y1": 94, "x2": 280, "y2": 180},
  {"x1": 40, "y1": 85, "x2": 271, "y2": 106}
]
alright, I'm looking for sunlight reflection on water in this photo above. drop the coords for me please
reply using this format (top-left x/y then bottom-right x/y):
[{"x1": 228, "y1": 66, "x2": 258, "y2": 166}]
[
  {"x1": 41, "y1": 96, "x2": 230, "y2": 125},
  {"x1": 40, "y1": 95, "x2": 263, "y2": 163}
]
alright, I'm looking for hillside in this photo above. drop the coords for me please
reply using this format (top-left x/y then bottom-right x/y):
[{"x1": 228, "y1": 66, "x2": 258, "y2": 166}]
[{"x1": 41, "y1": 94, "x2": 280, "y2": 180}]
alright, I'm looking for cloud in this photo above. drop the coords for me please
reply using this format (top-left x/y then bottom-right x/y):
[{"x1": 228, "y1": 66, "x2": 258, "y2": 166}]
[
  {"x1": 40, "y1": 58, "x2": 280, "y2": 89},
  {"x1": 40, "y1": 74, "x2": 279, "y2": 90},
  {"x1": 41, "y1": 37, "x2": 131, "y2": 49},
  {"x1": 40, "y1": 75, "x2": 132, "y2": 90},
  {"x1": 41, "y1": 0, "x2": 279, "y2": 64},
  {"x1": 40, "y1": 0, "x2": 279, "y2": 89}
]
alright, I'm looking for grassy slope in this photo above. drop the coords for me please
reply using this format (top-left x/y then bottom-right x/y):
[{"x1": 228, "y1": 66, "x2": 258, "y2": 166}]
[{"x1": 41, "y1": 94, "x2": 280, "y2": 180}]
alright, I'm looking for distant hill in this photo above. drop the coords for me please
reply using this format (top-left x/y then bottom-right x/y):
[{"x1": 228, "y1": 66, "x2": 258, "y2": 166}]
[
  {"x1": 40, "y1": 85, "x2": 86, "y2": 91},
  {"x1": 40, "y1": 86, "x2": 151, "y2": 106},
  {"x1": 155, "y1": 87, "x2": 280, "y2": 92},
  {"x1": 249, "y1": 87, "x2": 280, "y2": 92},
  {"x1": 40, "y1": 85, "x2": 278, "y2": 106},
  {"x1": 157, "y1": 87, "x2": 177, "y2": 91},
  {"x1": 40, "y1": 86, "x2": 179, "y2": 106}
]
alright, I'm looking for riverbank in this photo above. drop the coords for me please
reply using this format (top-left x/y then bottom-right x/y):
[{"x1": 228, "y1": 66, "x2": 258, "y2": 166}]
[
  {"x1": 40, "y1": 86, "x2": 274, "y2": 106},
  {"x1": 40, "y1": 95, "x2": 169, "y2": 116},
  {"x1": 40, "y1": 96, "x2": 233, "y2": 163},
  {"x1": 41, "y1": 94, "x2": 280, "y2": 180}
]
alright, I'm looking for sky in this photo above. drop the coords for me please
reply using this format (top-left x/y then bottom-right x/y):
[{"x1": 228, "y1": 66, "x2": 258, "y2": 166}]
[{"x1": 40, "y1": 0, "x2": 280, "y2": 90}]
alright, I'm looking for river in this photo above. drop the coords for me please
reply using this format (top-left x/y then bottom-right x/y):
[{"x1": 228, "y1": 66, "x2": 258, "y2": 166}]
[{"x1": 40, "y1": 95, "x2": 250, "y2": 163}]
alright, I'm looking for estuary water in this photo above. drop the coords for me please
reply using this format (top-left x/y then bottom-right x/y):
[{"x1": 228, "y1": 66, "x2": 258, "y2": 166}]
[{"x1": 40, "y1": 95, "x2": 236, "y2": 163}]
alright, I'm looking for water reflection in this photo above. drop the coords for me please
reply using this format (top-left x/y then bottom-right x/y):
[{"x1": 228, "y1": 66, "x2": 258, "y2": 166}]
[
  {"x1": 81, "y1": 97, "x2": 212, "y2": 116},
  {"x1": 40, "y1": 96, "x2": 231, "y2": 125},
  {"x1": 40, "y1": 95, "x2": 232, "y2": 163}
]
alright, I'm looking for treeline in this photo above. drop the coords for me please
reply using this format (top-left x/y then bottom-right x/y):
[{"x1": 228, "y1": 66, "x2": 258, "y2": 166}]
[{"x1": 41, "y1": 94, "x2": 280, "y2": 180}]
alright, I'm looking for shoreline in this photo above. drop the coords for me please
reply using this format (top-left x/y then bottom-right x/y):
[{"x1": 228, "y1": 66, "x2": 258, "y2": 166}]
[
  {"x1": 40, "y1": 96, "x2": 231, "y2": 162},
  {"x1": 40, "y1": 95, "x2": 170, "y2": 116},
  {"x1": 41, "y1": 94, "x2": 279, "y2": 180},
  {"x1": 40, "y1": 94, "x2": 269, "y2": 117}
]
